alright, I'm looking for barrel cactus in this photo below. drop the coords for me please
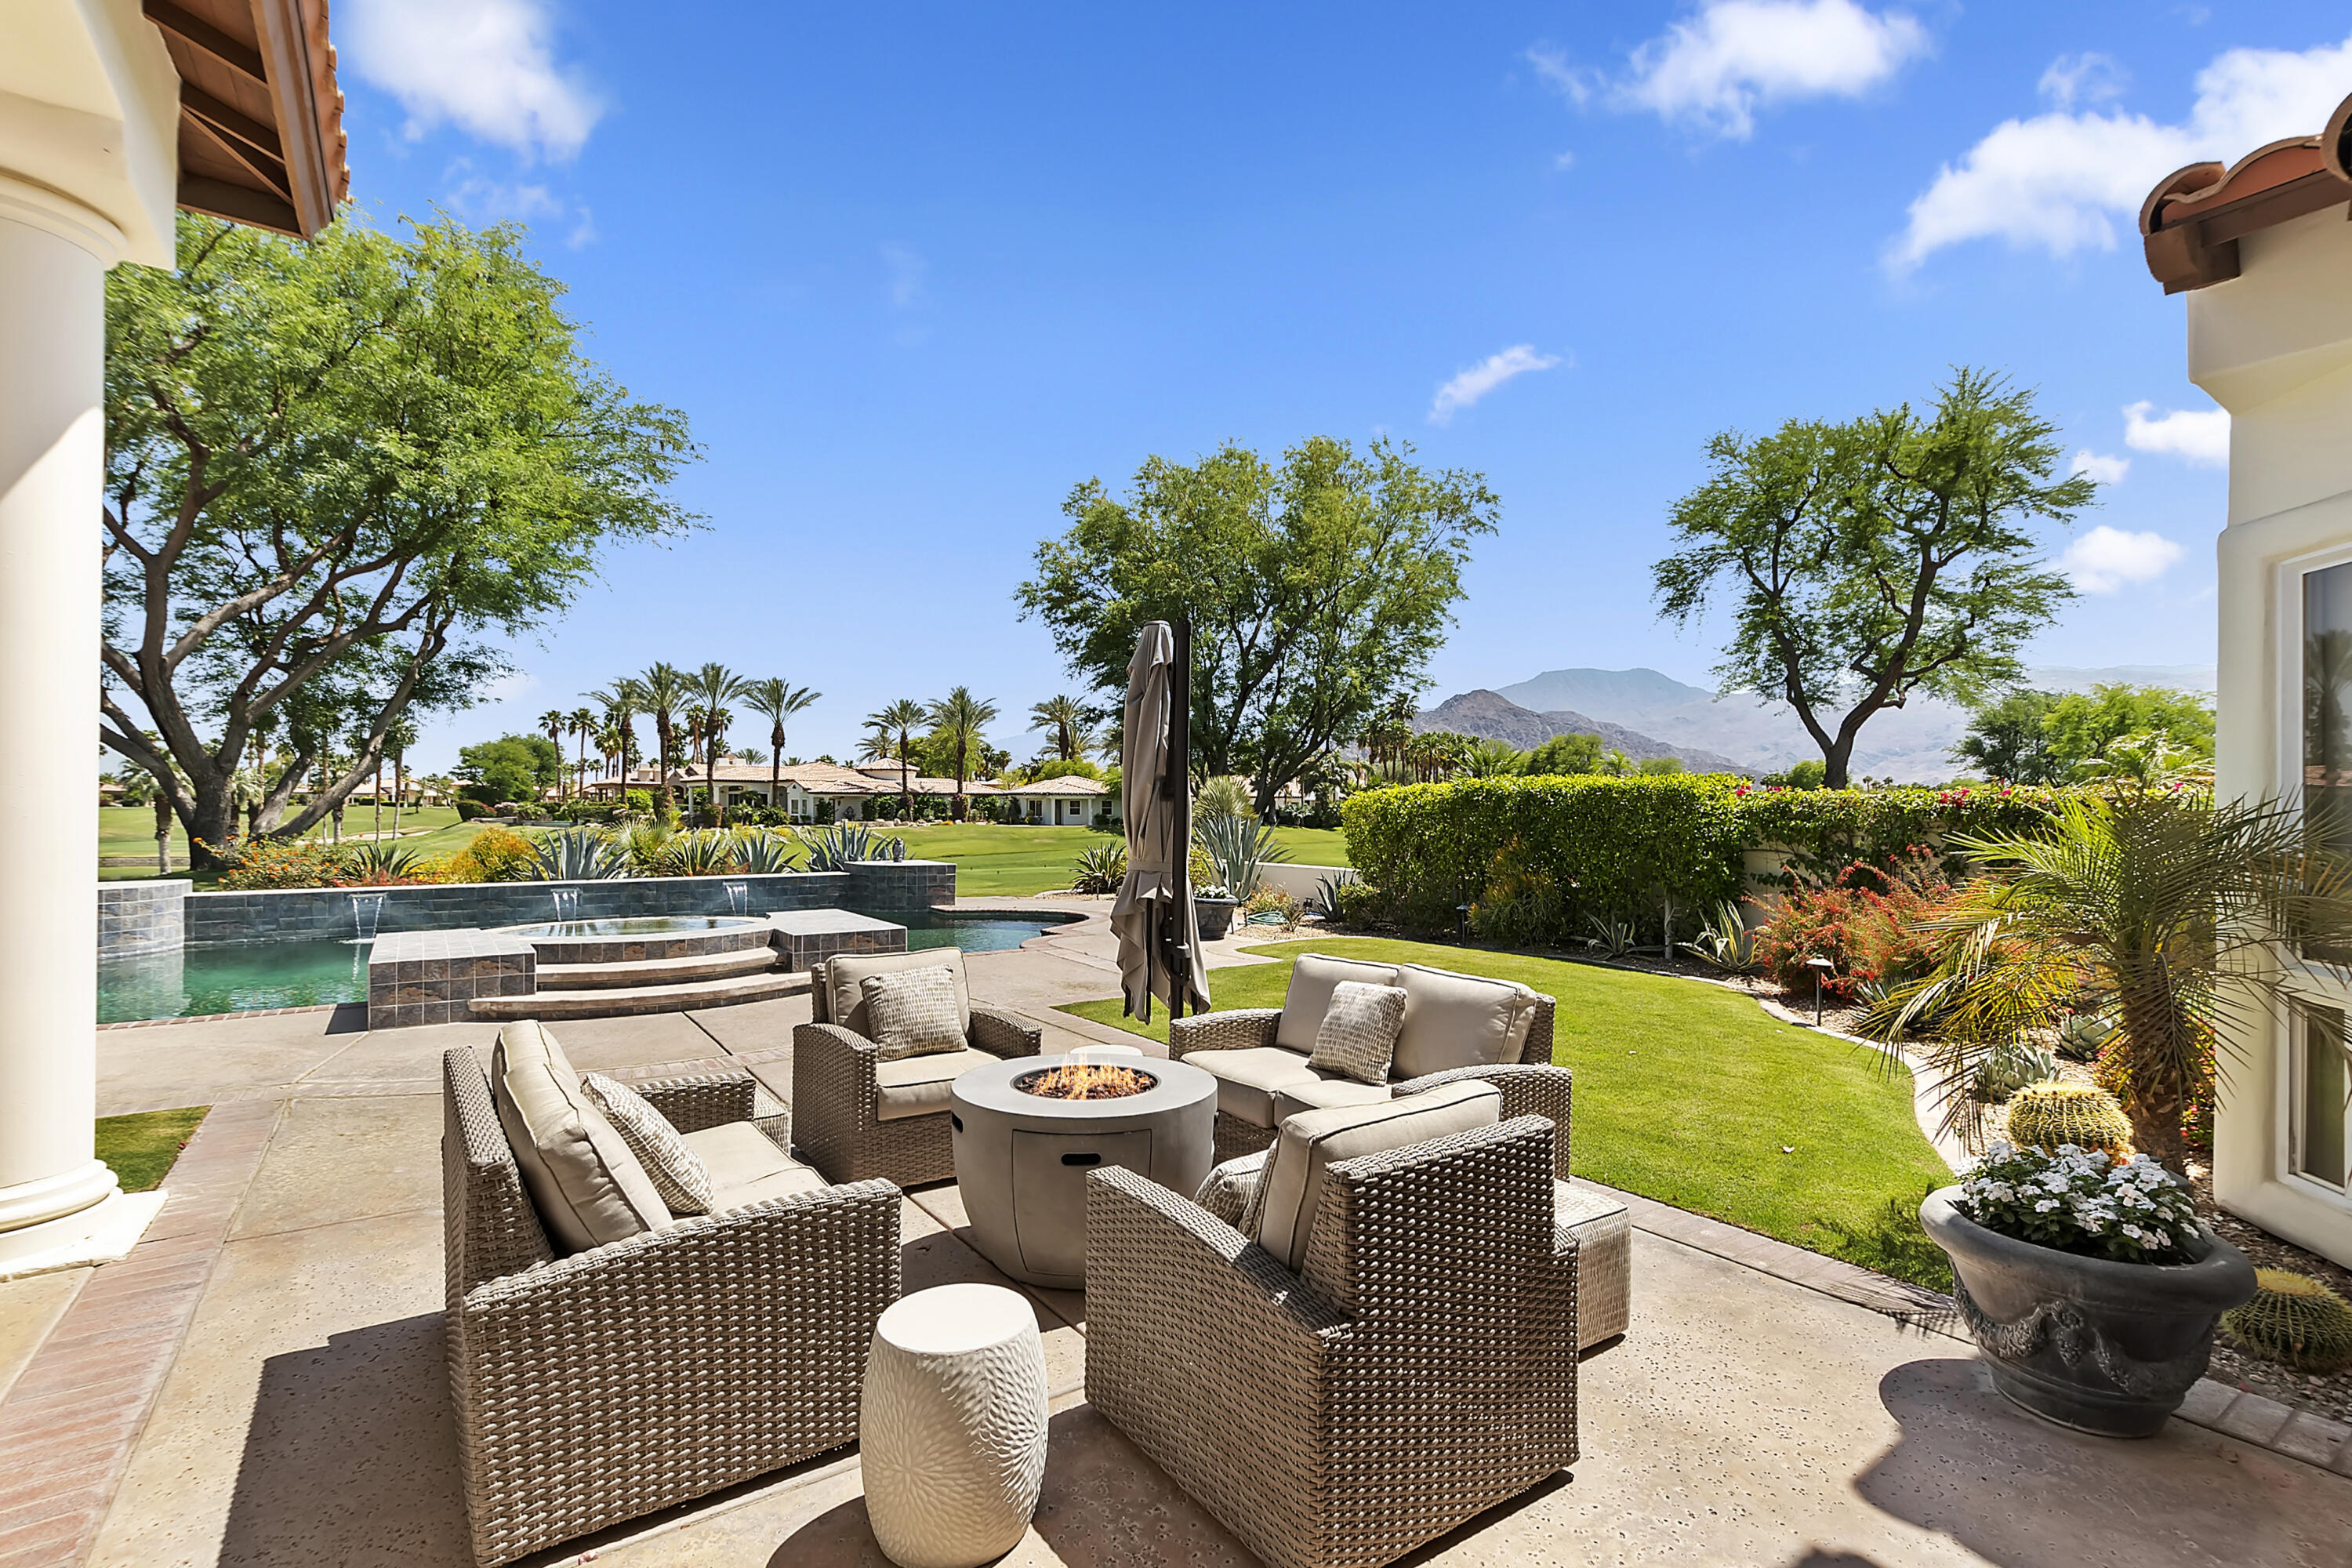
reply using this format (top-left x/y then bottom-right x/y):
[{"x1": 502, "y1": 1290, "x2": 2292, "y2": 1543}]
[
  {"x1": 2004, "y1": 1081, "x2": 2135, "y2": 1156},
  {"x1": 2223, "y1": 1269, "x2": 2352, "y2": 1374}
]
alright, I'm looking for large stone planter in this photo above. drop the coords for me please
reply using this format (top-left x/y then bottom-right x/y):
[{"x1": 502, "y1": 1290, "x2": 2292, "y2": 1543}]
[
  {"x1": 1920, "y1": 1186, "x2": 2256, "y2": 1437},
  {"x1": 1193, "y1": 897, "x2": 1237, "y2": 941}
]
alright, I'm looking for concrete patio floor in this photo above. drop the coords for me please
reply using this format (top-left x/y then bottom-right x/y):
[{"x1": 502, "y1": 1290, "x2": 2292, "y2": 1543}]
[{"x1": 4, "y1": 907, "x2": 2350, "y2": 1566}]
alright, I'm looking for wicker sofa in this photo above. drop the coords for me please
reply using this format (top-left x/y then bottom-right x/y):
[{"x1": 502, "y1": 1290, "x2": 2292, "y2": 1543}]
[
  {"x1": 793, "y1": 948, "x2": 1042, "y2": 1185},
  {"x1": 1084, "y1": 1111, "x2": 1579, "y2": 1568},
  {"x1": 1169, "y1": 953, "x2": 1571, "y2": 1172},
  {"x1": 441, "y1": 1046, "x2": 899, "y2": 1566}
]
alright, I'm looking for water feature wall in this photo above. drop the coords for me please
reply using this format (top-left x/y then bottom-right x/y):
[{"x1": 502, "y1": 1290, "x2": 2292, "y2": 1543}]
[
  {"x1": 171, "y1": 860, "x2": 956, "y2": 947},
  {"x1": 350, "y1": 891, "x2": 387, "y2": 939},
  {"x1": 97, "y1": 879, "x2": 190, "y2": 958}
]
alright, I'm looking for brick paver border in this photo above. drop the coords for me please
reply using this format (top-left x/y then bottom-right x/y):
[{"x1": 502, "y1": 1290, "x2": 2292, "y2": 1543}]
[{"x1": 0, "y1": 1099, "x2": 282, "y2": 1566}]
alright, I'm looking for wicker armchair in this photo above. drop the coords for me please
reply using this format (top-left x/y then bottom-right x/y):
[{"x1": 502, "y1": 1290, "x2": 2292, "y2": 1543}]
[
  {"x1": 442, "y1": 1049, "x2": 899, "y2": 1566},
  {"x1": 1169, "y1": 996, "x2": 1569, "y2": 1171},
  {"x1": 793, "y1": 955, "x2": 1042, "y2": 1185},
  {"x1": 1084, "y1": 1115, "x2": 1578, "y2": 1568}
]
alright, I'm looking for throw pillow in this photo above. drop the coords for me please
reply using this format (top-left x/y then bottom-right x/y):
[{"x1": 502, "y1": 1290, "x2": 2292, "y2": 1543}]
[
  {"x1": 1306, "y1": 980, "x2": 1407, "y2": 1086},
  {"x1": 579, "y1": 1073, "x2": 716, "y2": 1216},
  {"x1": 861, "y1": 965, "x2": 967, "y2": 1060}
]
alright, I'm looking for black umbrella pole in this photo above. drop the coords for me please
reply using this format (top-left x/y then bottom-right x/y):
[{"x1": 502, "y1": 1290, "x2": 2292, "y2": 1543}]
[{"x1": 1168, "y1": 613, "x2": 1192, "y2": 1022}]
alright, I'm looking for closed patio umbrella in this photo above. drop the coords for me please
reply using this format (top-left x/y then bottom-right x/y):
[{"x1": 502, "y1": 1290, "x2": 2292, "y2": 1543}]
[{"x1": 1111, "y1": 619, "x2": 1210, "y2": 1022}]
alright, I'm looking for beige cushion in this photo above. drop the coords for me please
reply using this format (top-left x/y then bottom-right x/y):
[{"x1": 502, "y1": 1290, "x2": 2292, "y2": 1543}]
[
  {"x1": 579, "y1": 1072, "x2": 715, "y2": 1215},
  {"x1": 1185, "y1": 1046, "x2": 1323, "y2": 1127},
  {"x1": 874, "y1": 1046, "x2": 999, "y2": 1121},
  {"x1": 1391, "y1": 964, "x2": 1540, "y2": 1080},
  {"x1": 1248, "y1": 1080, "x2": 1501, "y2": 1272},
  {"x1": 681, "y1": 1121, "x2": 829, "y2": 1208},
  {"x1": 860, "y1": 964, "x2": 967, "y2": 1060},
  {"x1": 1274, "y1": 953, "x2": 1403, "y2": 1052},
  {"x1": 1306, "y1": 980, "x2": 1406, "y2": 1085},
  {"x1": 1195, "y1": 1149, "x2": 1269, "y2": 1228},
  {"x1": 822, "y1": 948, "x2": 972, "y2": 1040},
  {"x1": 490, "y1": 1021, "x2": 672, "y2": 1253},
  {"x1": 1273, "y1": 1076, "x2": 1394, "y2": 1120}
]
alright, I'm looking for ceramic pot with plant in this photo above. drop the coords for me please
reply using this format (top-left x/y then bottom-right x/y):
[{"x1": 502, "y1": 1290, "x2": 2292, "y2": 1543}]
[
  {"x1": 1921, "y1": 1142, "x2": 2255, "y2": 1437},
  {"x1": 1193, "y1": 884, "x2": 1237, "y2": 942}
]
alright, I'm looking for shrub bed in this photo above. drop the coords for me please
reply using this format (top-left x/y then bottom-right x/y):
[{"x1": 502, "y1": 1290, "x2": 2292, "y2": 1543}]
[{"x1": 1341, "y1": 775, "x2": 2067, "y2": 944}]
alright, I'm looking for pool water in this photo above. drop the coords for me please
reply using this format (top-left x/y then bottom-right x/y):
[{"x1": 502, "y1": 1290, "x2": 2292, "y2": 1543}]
[
  {"x1": 96, "y1": 909, "x2": 1081, "y2": 1022},
  {"x1": 100, "y1": 939, "x2": 372, "y2": 1024},
  {"x1": 503, "y1": 916, "x2": 760, "y2": 938}
]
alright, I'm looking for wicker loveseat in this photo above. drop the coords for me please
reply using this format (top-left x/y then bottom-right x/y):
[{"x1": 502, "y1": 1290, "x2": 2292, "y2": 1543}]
[
  {"x1": 793, "y1": 948, "x2": 1042, "y2": 1185},
  {"x1": 1084, "y1": 1107, "x2": 1579, "y2": 1568},
  {"x1": 441, "y1": 1045, "x2": 899, "y2": 1566},
  {"x1": 1170, "y1": 953, "x2": 1571, "y2": 1172}
]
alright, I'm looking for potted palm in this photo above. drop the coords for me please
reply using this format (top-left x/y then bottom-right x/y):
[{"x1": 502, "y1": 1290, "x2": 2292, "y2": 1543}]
[{"x1": 1875, "y1": 777, "x2": 2352, "y2": 1433}]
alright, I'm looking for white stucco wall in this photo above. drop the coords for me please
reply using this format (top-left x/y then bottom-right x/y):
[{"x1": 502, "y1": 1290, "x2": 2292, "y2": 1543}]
[{"x1": 2201, "y1": 205, "x2": 2352, "y2": 1267}]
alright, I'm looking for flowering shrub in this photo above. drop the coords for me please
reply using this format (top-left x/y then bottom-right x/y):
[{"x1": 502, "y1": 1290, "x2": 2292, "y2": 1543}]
[
  {"x1": 202, "y1": 837, "x2": 356, "y2": 890},
  {"x1": 445, "y1": 826, "x2": 540, "y2": 884},
  {"x1": 1751, "y1": 847, "x2": 1962, "y2": 998},
  {"x1": 1956, "y1": 1142, "x2": 2200, "y2": 1263}
]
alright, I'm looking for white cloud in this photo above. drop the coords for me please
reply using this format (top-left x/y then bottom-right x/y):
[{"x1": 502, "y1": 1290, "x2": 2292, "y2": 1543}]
[
  {"x1": 346, "y1": 0, "x2": 602, "y2": 161},
  {"x1": 1428, "y1": 345, "x2": 1562, "y2": 425},
  {"x1": 1541, "y1": 2, "x2": 1929, "y2": 139},
  {"x1": 2123, "y1": 401, "x2": 2230, "y2": 464},
  {"x1": 2069, "y1": 449, "x2": 2130, "y2": 485},
  {"x1": 2037, "y1": 53, "x2": 2127, "y2": 111},
  {"x1": 881, "y1": 245, "x2": 927, "y2": 309},
  {"x1": 2063, "y1": 525, "x2": 2185, "y2": 593},
  {"x1": 1891, "y1": 32, "x2": 2352, "y2": 270},
  {"x1": 446, "y1": 166, "x2": 596, "y2": 247}
]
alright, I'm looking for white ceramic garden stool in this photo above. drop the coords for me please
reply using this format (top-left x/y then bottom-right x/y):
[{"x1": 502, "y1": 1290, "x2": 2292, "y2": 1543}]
[{"x1": 860, "y1": 1282, "x2": 1050, "y2": 1568}]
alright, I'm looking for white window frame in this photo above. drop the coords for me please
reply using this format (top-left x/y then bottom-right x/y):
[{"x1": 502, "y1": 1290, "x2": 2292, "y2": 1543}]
[{"x1": 2273, "y1": 544, "x2": 2352, "y2": 1198}]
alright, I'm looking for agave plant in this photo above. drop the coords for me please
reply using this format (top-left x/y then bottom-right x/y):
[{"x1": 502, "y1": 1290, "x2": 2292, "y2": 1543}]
[
  {"x1": 1069, "y1": 841, "x2": 1127, "y2": 895},
  {"x1": 528, "y1": 826, "x2": 630, "y2": 881},
  {"x1": 802, "y1": 822, "x2": 909, "y2": 873},
  {"x1": 734, "y1": 827, "x2": 803, "y2": 874},
  {"x1": 344, "y1": 840, "x2": 428, "y2": 884},
  {"x1": 1193, "y1": 811, "x2": 1289, "y2": 900},
  {"x1": 1585, "y1": 913, "x2": 1639, "y2": 960},
  {"x1": 657, "y1": 829, "x2": 743, "y2": 877},
  {"x1": 1678, "y1": 899, "x2": 1759, "y2": 975}
]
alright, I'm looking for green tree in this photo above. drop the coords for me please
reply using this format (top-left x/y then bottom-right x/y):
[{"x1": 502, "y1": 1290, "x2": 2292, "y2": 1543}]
[
  {"x1": 1952, "y1": 689, "x2": 2060, "y2": 783},
  {"x1": 924, "y1": 688, "x2": 999, "y2": 819},
  {"x1": 1523, "y1": 732, "x2": 1606, "y2": 777},
  {"x1": 1028, "y1": 695, "x2": 1092, "y2": 762},
  {"x1": 863, "y1": 698, "x2": 926, "y2": 812},
  {"x1": 1638, "y1": 756, "x2": 1686, "y2": 776},
  {"x1": 1463, "y1": 739, "x2": 1528, "y2": 777},
  {"x1": 100, "y1": 213, "x2": 699, "y2": 865},
  {"x1": 625, "y1": 663, "x2": 689, "y2": 819},
  {"x1": 1955, "y1": 684, "x2": 2214, "y2": 785},
  {"x1": 685, "y1": 662, "x2": 750, "y2": 824},
  {"x1": 744, "y1": 677, "x2": 820, "y2": 819},
  {"x1": 456, "y1": 735, "x2": 563, "y2": 805},
  {"x1": 1653, "y1": 368, "x2": 2089, "y2": 789},
  {"x1": 567, "y1": 707, "x2": 597, "y2": 798},
  {"x1": 1018, "y1": 435, "x2": 1497, "y2": 816},
  {"x1": 539, "y1": 710, "x2": 571, "y2": 800}
]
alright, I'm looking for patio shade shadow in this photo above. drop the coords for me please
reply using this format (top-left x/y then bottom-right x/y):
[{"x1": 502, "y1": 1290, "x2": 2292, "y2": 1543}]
[
  {"x1": 220, "y1": 1311, "x2": 471, "y2": 1566},
  {"x1": 326, "y1": 1002, "x2": 371, "y2": 1034},
  {"x1": 1857, "y1": 1357, "x2": 2352, "y2": 1567}
]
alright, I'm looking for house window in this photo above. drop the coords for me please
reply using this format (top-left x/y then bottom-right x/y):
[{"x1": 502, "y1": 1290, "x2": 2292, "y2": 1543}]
[
  {"x1": 2304, "y1": 561, "x2": 2352, "y2": 867},
  {"x1": 2297, "y1": 1000, "x2": 2350, "y2": 1189}
]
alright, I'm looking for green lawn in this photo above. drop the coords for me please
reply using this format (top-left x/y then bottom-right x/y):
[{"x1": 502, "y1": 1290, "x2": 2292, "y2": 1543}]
[
  {"x1": 99, "y1": 804, "x2": 488, "y2": 882},
  {"x1": 885, "y1": 823, "x2": 1349, "y2": 898},
  {"x1": 1060, "y1": 935, "x2": 1955, "y2": 1288},
  {"x1": 96, "y1": 1105, "x2": 209, "y2": 1192}
]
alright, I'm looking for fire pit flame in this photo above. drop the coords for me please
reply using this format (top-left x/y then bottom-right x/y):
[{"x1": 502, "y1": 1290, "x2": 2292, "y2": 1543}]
[{"x1": 1017, "y1": 1061, "x2": 1154, "y2": 1101}]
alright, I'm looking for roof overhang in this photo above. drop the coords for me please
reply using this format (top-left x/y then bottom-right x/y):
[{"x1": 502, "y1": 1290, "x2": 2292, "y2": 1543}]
[
  {"x1": 2142, "y1": 93, "x2": 2352, "y2": 294},
  {"x1": 147, "y1": 0, "x2": 348, "y2": 238}
]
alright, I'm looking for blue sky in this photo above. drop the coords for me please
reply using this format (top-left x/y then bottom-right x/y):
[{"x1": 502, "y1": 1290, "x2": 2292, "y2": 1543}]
[{"x1": 332, "y1": 1, "x2": 2352, "y2": 770}]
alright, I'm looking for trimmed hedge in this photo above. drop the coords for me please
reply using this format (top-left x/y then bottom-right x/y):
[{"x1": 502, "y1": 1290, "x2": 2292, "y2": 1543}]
[{"x1": 1340, "y1": 775, "x2": 2068, "y2": 938}]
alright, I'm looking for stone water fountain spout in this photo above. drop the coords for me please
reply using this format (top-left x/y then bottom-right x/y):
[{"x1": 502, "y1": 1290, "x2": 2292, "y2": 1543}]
[
  {"x1": 551, "y1": 887, "x2": 580, "y2": 923},
  {"x1": 350, "y1": 891, "x2": 387, "y2": 942},
  {"x1": 724, "y1": 880, "x2": 748, "y2": 916}
]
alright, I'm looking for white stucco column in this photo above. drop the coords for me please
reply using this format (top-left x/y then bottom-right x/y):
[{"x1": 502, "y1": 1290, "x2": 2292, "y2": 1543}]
[{"x1": 0, "y1": 180, "x2": 124, "y2": 1265}]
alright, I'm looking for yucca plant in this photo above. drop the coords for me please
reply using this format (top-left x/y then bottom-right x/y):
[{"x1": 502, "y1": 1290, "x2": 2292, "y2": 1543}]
[
  {"x1": 528, "y1": 826, "x2": 629, "y2": 881},
  {"x1": 1866, "y1": 785, "x2": 2352, "y2": 1171},
  {"x1": 1679, "y1": 898, "x2": 1759, "y2": 974},
  {"x1": 802, "y1": 822, "x2": 908, "y2": 873},
  {"x1": 658, "y1": 829, "x2": 742, "y2": 877},
  {"x1": 344, "y1": 840, "x2": 428, "y2": 884},
  {"x1": 1070, "y1": 841, "x2": 1127, "y2": 895},
  {"x1": 1194, "y1": 811, "x2": 1288, "y2": 900},
  {"x1": 734, "y1": 827, "x2": 802, "y2": 874}
]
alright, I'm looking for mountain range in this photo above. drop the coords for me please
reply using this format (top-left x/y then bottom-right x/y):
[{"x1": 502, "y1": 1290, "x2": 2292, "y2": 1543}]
[{"x1": 1414, "y1": 664, "x2": 2217, "y2": 781}]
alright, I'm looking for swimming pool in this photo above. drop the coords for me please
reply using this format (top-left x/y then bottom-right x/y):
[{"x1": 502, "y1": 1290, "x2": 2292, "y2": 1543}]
[{"x1": 96, "y1": 909, "x2": 1080, "y2": 1022}]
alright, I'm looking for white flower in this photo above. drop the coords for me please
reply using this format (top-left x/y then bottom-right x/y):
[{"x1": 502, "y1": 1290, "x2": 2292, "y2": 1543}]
[{"x1": 2034, "y1": 1198, "x2": 2061, "y2": 1212}]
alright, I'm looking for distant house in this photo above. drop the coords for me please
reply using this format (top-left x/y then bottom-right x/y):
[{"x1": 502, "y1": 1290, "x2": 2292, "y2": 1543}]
[
  {"x1": 585, "y1": 761, "x2": 1010, "y2": 823},
  {"x1": 997, "y1": 775, "x2": 1112, "y2": 826}
]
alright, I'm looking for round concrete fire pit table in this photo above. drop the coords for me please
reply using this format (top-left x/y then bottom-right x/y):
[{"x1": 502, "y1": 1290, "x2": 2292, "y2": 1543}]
[{"x1": 950, "y1": 1051, "x2": 1214, "y2": 1289}]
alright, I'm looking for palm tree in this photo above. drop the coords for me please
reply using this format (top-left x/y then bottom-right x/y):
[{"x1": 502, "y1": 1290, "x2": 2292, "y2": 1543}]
[
  {"x1": 588, "y1": 685, "x2": 640, "y2": 782},
  {"x1": 539, "y1": 710, "x2": 570, "y2": 800},
  {"x1": 864, "y1": 699, "x2": 926, "y2": 815},
  {"x1": 385, "y1": 713, "x2": 418, "y2": 837},
  {"x1": 1028, "y1": 695, "x2": 1091, "y2": 762},
  {"x1": 1870, "y1": 785, "x2": 2352, "y2": 1172},
  {"x1": 744, "y1": 677, "x2": 821, "y2": 821},
  {"x1": 567, "y1": 707, "x2": 597, "y2": 800},
  {"x1": 686, "y1": 662, "x2": 751, "y2": 825},
  {"x1": 925, "y1": 687, "x2": 998, "y2": 822},
  {"x1": 630, "y1": 664, "x2": 688, "y2": 821}
]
